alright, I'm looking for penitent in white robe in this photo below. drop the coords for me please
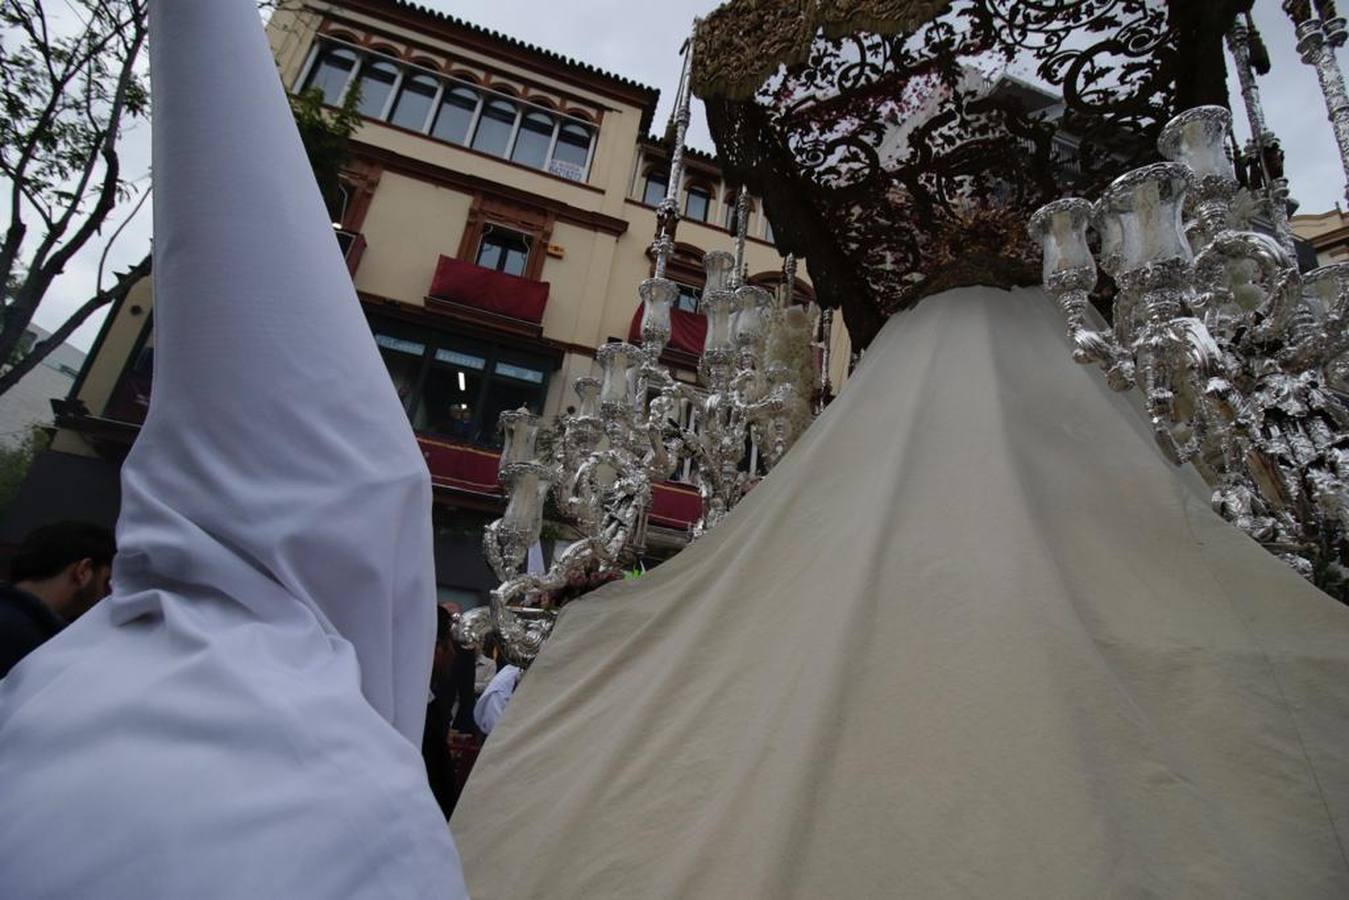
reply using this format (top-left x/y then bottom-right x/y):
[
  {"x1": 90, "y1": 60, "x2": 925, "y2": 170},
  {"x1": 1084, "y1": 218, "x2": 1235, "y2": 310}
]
[{"x1": 0, "y1": 1, "x2": 468, "y2": 896}]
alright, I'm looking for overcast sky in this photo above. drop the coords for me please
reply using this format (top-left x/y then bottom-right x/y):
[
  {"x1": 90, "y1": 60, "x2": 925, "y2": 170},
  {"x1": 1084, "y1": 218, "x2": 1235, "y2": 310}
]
[{"x1": 23, "y1": 0, "x2": 1349, "y2": 351}]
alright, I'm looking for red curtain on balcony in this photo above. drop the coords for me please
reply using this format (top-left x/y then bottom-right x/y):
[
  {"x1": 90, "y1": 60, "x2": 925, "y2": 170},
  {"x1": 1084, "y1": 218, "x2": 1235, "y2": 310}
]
[
  {"x1": 627, "y1": 304, "x2": 707, "y2": 355},
  {"x1": 429, "y1": 255, "x2": 549, "y2": 324}
]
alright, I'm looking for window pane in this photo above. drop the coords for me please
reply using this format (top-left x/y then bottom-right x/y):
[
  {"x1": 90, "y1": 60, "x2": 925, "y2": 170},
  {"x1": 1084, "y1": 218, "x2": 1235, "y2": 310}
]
[
  {"x1": 355, "y1": 58, "x2": 399, "y2": 118},
  {"x1": 685, "y1": 187, "x2": 710, "y2": 222},
  {"x1": 480, "y1": 380, "x2": 545, "y2": 448},
  {"x1": 763, "y1": 217, "x2": 774, "y2": 243},
  {"x1": 389, "y1": 73, "x2": 438, "y2": 131},
  {"x1": 494, "y1": 361, "x2": 546, "y2": 384},
  {"x1": 511, "y1": 111, "x2": 554, "y2": 169},
  {"x1": 419, "y1": 361, "x2": 484, "y2": 440},
  {"x1": 725, "y1": 197, "x2": 750, "y2": 233},
  {"x1": 674, "y1": 283, "x2": 700, "y2": 313},
  {"x1": 549, "y1": 123, "x2": 591, "y2": 180},
  {"x1": 471, "y1": 98, "x2": 518, "y2": 156},
  {"x1": 431, "y1": 85, "x2": 478, "y2": 143},
  {"x1": 476, "y1": 228, "x2": 531, "y2": 276},
  {"x1": 643, "y1": 172, "x2": 668, "y2": 206},
  {"x1": 372, "y1": 331, "x2": 426, "y2": 410},
  {"x1": 305, "y1": 45, "x2": 357, "y2": 105}
]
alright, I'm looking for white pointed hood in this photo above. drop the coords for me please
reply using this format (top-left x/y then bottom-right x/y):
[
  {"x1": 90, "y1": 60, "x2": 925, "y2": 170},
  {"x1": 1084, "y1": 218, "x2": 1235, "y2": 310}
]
[{"x1": 113, "y1": 0, "x2": 436, "y2": 741}]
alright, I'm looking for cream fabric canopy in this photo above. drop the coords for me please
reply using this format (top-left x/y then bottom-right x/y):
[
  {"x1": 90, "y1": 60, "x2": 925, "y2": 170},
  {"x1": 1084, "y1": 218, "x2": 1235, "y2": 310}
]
[{"x1": 454, "y1": 284, "x2": 1349, "y2": 898}]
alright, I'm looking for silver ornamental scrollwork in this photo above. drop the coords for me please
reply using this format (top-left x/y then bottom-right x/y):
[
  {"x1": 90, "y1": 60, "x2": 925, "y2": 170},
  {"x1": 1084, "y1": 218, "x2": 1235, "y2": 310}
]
[{"x1": 1031, "y1": 103, "x2": 1349, "y2": 599}]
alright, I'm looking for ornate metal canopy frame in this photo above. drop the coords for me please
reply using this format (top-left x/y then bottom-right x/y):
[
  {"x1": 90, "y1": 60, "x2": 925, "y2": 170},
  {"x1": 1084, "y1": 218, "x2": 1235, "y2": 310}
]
[{"x1": 693, "y1": 0, "x2": 1247, "y2": 349}]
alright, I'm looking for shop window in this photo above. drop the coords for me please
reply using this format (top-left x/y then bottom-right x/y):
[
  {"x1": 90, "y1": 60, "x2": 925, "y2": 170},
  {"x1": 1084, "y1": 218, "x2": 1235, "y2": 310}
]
[
  {"x1": 303, "y1": 44, "x2": 357, "y2": 105},
  {"x1": 369, "y1": 316, "x2": 551, "y2": 447},
  {"x1": 475, "y1": 225, "x2": 532, "y2": 277},
  {"x1": 353, "y1": 57, "x2": 399, "y2": 119},
  {"x1": 643, "y1": 170, "x2": 669, "y2": 207},
  {"x1": 388, "y1": 72, "x2": 438, "y2": 131},
  {"x1": 685, "y1": 185, "x2": 711, "y2": 222}
]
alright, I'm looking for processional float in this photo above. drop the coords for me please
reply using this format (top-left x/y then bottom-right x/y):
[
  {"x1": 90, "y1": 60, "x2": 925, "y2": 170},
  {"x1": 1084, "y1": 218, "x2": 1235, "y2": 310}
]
[
  {"x1": 461, "y1": 0, "x2": 1349, "y2": 665},
  {"x1": 455, "y1": 35, "x2": 820, "y2": 666}
]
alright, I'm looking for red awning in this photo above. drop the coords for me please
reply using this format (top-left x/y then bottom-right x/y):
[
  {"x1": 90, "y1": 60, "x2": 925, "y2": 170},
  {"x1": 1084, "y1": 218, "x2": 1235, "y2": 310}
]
[{"x1": 429, "y1": 255, "x2": 549, "y2": 324}]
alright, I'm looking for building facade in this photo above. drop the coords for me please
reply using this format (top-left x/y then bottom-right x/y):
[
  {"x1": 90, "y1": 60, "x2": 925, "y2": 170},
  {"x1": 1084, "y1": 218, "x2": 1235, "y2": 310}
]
[
  {"x1": 1292, "y1": 206, "x2": 1349, "y2": 266},
  {"x1": 6, "y1": 0, "x2": 848, "y2": 602},
  {"x1": 0, "y1": 325, "x2": 85, "y2": 450}
]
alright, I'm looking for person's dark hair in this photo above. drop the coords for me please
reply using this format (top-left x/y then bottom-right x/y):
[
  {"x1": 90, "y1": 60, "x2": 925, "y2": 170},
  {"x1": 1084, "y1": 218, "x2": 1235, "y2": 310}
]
[
  {"x1": 435, "y1": 604, "x2": 452, "y2": 644},
  {"x1": 10, "y1": 522, "x2": 116, "y2": 583}
]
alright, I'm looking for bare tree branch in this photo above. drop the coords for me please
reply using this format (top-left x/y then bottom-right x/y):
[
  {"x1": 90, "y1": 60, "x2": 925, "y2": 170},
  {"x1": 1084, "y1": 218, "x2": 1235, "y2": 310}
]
[{"x1": 0, "y1": 253, "x2": 151, "y2": 398}]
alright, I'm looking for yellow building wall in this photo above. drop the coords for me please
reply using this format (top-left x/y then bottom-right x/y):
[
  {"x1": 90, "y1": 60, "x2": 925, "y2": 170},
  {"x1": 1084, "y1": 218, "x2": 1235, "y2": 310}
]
[
  {"x1": 64, "y1": 3, "x2": 851, "y2": 457},
  {"x1": 353, "y1": 171, "x2": 473, "y2": 303}
]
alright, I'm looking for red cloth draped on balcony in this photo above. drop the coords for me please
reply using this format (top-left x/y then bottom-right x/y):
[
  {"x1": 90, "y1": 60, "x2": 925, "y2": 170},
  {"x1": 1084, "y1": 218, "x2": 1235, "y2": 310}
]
[
  {"x1": 627, "y1": 304, "x2": 708, "y2": 355},
  {"x1": 417, "y1": 436, "x2": 501, "y2": 496},
  {"x1": 429, "y1": 255, "x2": 549, "y2": 324},
  {"x1": 649, "y1": 481, "x2": 701, "y2": 529}
]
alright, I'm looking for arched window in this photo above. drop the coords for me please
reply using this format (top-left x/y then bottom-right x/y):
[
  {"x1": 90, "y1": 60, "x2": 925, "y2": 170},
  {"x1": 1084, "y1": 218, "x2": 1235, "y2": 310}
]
[
  {"x1": 303, "y1": 44, "x2": 358, "y2": 105},
  {"x1": 511, "y1": 110, "x2": 555, "y2": 168},
  {"x1": 432, "y1": 85, "x2": 479, "y2": 144},
  {"x1": 472, "y1": 98, "x2": 519, "y2": 156},
  {"x1": 550, "y1": 122, "x2": 592, "y2": 180},
  {"x1": 685, "y1": 184, "x2": 711, "y2": 222},
  {"x1": 723, "y1": 194, "x2": 755, "y2": 234},
  {"x1": 353, "y1": 57, "x2": 399, "y2": 119},
  {"x1": 642, "y1": 170, "x2": 669, "y2": 207},
  {"x1": 388, "y1": 72, "x2": 438, "y2": 131}
]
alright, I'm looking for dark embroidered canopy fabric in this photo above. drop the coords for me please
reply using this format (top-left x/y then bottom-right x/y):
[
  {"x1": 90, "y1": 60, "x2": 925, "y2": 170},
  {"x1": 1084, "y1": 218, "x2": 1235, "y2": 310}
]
[{"x1": 692, "y1": 0, "x2": 1242, "y2": 349}]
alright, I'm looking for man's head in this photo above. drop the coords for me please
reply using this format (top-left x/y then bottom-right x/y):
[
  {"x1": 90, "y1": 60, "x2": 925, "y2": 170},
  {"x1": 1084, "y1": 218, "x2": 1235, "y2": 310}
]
[{"x1": 10, "y1": 522, "x2": 117, "y2": 623}]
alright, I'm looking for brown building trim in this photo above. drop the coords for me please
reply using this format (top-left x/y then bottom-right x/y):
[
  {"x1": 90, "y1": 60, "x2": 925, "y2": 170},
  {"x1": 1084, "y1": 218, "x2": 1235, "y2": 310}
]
[
  {"x1": 331, "y1": 0, "x2": 660, "y2": 126},
  {"x1": 353, "y1": 140, "x2": 629, "y2": 237},
  {"x1": 360, "y1": 291, "x2": 562, "y2": 364},
  {"x1": 317, "y1": 19, "x2": 609, "y2": 125},
  {"x1": 456, "y1": 195, "x2": 555, "y2": 282}
]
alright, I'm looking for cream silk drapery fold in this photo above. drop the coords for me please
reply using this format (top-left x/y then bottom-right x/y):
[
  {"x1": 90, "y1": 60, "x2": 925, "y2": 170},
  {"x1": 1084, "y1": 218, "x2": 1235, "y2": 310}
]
[{"x1": 454, "y1": 285, "x2": 1349, "y2": 898}]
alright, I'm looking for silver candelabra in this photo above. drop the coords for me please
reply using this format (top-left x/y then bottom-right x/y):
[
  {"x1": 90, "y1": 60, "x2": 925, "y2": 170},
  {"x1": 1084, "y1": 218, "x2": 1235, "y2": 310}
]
[
  {"x1": 1031, "y1": 104, "x2": 1349, "y2": 595},
  {"x1": 455, "y1": 25, "x2": 817, "y2": 666}
]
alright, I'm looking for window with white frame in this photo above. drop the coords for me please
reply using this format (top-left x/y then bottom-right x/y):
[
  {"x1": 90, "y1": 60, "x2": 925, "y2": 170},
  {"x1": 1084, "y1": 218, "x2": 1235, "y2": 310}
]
[
  {"x1": 303, "y1": 44, "x2": 358, "y2": 104},
  {"x1": 297, "y1": 39, "x2": 598, "y2": 182},
  {"x1": 684, "y1": 184, "x2": 711, "y2": 222}
]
